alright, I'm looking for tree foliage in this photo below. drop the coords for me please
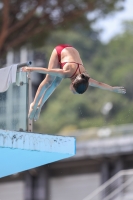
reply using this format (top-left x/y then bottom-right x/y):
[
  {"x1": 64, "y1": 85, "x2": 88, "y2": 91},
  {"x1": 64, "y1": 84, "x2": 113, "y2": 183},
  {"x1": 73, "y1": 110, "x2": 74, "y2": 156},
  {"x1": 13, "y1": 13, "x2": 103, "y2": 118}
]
[{"x1": 0, "y1": 0, "x2": 125, "y2": 55}]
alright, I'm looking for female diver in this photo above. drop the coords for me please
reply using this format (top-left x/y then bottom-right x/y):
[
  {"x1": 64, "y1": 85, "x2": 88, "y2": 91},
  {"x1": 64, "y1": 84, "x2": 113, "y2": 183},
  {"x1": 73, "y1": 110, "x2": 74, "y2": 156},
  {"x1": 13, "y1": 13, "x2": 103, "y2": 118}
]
[{"x1": 22, "y1": 44, "x2": 126, "y2": 121}]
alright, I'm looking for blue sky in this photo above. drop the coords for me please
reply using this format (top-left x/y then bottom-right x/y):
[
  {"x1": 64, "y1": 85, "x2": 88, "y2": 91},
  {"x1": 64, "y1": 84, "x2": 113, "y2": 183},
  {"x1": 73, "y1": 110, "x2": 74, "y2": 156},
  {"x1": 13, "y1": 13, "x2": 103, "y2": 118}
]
[{"x1": 94, "y1": 0, "x2": 133, "y2": 43}]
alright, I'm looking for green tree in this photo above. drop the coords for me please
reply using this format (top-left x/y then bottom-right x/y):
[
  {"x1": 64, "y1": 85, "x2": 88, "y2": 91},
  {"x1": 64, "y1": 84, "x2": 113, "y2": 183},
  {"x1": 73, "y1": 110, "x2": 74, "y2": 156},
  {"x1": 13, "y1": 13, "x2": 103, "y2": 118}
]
[{"x1": 0, "y1": 0, "x2": 125, "y2": 55}]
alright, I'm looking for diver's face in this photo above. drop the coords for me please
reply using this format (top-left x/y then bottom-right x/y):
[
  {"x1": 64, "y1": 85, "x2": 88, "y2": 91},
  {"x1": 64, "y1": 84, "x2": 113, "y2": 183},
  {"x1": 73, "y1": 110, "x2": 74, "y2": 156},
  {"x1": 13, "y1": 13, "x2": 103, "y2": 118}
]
[{"x1": 69, "y1": 84, "x2": 78, "y2": 94}]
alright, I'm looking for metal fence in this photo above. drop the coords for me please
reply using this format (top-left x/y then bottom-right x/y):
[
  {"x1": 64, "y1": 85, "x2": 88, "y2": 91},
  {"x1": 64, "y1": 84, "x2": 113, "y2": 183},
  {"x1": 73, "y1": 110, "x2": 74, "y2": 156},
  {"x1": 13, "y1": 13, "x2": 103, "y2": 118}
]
[{"x1": 83, "y1": 170, "x2": 133, "y2": 200}]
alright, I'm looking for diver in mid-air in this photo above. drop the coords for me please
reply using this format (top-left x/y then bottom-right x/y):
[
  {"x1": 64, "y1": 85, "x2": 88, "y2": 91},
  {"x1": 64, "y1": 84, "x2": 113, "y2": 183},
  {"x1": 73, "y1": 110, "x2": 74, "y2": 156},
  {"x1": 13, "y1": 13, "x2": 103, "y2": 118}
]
[{"x1": 22, "y1": 44, "x2": 126, "y2": 121}]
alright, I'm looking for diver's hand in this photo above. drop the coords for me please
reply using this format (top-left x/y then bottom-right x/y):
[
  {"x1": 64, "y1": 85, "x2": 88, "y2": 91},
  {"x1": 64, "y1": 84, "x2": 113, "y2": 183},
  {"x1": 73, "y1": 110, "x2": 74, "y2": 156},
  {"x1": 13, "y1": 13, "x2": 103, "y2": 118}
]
[
  {"x1": 21, "y1": 66, "x2": 31, "y2": 72},
  {"x1": 112, "y1": 86, "x2": 126, "y2": 94}
]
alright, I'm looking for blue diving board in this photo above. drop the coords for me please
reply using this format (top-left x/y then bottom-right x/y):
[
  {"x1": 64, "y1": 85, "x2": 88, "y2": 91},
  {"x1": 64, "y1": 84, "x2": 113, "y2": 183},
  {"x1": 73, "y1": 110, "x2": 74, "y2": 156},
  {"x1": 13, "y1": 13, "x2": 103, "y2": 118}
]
[{"x1": 0, "y1": 129, "x2": 76, "y2": 178}]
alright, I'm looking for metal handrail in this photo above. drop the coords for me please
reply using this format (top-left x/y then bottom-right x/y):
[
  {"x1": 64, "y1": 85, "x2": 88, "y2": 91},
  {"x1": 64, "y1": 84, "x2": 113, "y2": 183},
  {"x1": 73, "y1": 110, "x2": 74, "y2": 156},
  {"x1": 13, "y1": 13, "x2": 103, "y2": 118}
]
[
  {"x1": 103, "y1": 177, "x2": 133, "y2": 200},
  {"x1": 17, "y1": 61, "x2": 32, "y2": 69},
  {"x1": 83, "y1": 169, "x2": 133, "y2": 200}
]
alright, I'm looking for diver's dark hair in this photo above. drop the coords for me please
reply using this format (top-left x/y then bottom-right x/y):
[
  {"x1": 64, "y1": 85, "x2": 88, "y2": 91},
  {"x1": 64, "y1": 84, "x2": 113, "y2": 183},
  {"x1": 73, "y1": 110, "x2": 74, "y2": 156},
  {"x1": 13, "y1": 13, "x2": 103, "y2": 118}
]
[{"x1": 73, "y1": 73, "x2": 90, "y2": 94}]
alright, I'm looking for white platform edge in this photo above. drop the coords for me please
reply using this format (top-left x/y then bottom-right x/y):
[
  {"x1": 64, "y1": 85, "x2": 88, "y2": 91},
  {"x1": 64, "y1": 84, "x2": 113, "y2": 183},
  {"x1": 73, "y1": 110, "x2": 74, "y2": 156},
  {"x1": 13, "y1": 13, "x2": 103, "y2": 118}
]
[{"x1": 0, "y1": 129, "x2": 76, "y2": 155}]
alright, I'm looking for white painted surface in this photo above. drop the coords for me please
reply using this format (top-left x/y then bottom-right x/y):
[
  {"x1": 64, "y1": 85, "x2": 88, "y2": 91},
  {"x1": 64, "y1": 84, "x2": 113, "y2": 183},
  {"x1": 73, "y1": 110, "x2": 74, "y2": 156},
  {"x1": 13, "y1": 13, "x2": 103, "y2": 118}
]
[
  {"x1": 0, "y1": 181, "x2": 24, "y2": 200},
  {"x1": 49, "y1": 173, "x2": 100, "y2": 200},
  {"x1": 0, "y1": 129, "x2": 76, "y2": 154}
]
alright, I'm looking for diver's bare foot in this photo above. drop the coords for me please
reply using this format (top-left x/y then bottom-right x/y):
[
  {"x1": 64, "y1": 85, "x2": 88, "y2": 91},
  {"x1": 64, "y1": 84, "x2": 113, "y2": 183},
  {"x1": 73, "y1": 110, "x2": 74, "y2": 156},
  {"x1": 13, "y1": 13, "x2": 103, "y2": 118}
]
[
  {"x1": 28, "y1": 103, "x2": 37, "y2": 120},
  {"x1": 34, "y1": 106, "x2": 41, "y2": 121},
  {"x1": 28, "y1": 103, "x2": 33, "y2": 115}
]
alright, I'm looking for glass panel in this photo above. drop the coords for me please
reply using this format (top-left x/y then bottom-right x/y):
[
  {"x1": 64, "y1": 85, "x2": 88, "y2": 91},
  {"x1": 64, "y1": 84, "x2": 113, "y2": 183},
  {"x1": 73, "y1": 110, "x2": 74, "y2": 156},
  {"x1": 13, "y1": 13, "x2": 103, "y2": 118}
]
[{"x1": 0, "y1": 72, "x2": 29, "y2": 131}]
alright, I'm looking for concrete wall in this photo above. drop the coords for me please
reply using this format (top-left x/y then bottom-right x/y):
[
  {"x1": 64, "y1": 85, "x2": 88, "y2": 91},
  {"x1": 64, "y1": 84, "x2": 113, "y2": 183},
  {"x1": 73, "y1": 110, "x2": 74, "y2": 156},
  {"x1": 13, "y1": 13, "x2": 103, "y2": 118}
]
[
  {"x1": 49, "y1": 173, "x2": 100, "y2": 200},
  {"x1": 0, "y1": 181, "x2": 24, "y2": 200}
]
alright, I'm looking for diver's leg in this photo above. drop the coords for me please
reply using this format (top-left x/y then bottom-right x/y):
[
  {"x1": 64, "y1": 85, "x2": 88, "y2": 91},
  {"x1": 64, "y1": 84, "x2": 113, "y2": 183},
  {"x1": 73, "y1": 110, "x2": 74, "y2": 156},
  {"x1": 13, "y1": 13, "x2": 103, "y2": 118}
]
[
  {"x1": 29, "y1": 48, "x2": 60, "y2": 120},
  {"x1": 34, "y1": 77, "x2": 62, "y2": 121},
  {"x1": 29, "y1": 75, "x2": 55, "y2": 119}
]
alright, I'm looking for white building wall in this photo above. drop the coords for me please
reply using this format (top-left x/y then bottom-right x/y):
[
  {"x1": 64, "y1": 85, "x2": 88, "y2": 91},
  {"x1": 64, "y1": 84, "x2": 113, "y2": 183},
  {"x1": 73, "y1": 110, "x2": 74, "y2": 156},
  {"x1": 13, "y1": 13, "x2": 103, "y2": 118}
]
[
  {"x1": 49, "y1": 173, "x2": 100, "y2": 200},
  {"x1": 0, "y1": 181, "x2": 24, "y2": 200}
]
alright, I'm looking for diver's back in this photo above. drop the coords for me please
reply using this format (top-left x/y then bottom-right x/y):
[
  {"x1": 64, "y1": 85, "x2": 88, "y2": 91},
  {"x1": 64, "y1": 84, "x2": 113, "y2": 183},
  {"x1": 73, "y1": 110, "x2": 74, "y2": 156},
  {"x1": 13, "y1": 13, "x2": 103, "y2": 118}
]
[{"x1": 61, "y1": 47, "x2": 83, "y2": 64}]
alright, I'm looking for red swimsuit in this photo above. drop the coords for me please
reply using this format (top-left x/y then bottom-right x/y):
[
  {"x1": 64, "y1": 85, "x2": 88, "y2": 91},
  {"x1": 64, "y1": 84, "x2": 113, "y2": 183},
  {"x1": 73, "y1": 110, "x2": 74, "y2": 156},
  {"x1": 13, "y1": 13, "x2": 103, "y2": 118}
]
[{"x1": 55, "y1": 44, "x2": 83, "y2": 78}]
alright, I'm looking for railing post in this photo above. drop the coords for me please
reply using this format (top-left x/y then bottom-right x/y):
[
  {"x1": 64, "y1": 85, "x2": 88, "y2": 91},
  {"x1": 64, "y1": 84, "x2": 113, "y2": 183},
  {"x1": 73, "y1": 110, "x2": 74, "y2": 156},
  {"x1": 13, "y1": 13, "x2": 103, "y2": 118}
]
[
  {"x1": 28, "y1": 73, "x2": 33, "y2": 132},
  {"x1": 24, "y1": 168, "x2": 49, "y2": 200}
]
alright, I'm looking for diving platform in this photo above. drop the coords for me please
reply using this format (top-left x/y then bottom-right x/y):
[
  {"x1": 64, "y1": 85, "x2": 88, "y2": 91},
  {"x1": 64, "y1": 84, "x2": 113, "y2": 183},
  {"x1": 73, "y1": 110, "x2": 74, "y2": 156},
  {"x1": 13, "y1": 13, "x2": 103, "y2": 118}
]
[
  {"x1": 0, "y1": 61, "x2": 76, "y2": 178},
  {"x1": 0, "y1": 129, "x2": 76, "y2": 178}
]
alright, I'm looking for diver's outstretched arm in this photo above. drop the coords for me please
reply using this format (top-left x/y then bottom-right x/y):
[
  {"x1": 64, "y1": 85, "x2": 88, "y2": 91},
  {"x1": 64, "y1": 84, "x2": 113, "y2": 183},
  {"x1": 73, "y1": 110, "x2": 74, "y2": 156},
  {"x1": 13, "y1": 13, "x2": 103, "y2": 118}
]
[
  {"x1": 89, "y1": 78, "x2": 126, "y2": 94},
  {"x1": 22, "y1": 66, "x2": 70, "y2": 78}
]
